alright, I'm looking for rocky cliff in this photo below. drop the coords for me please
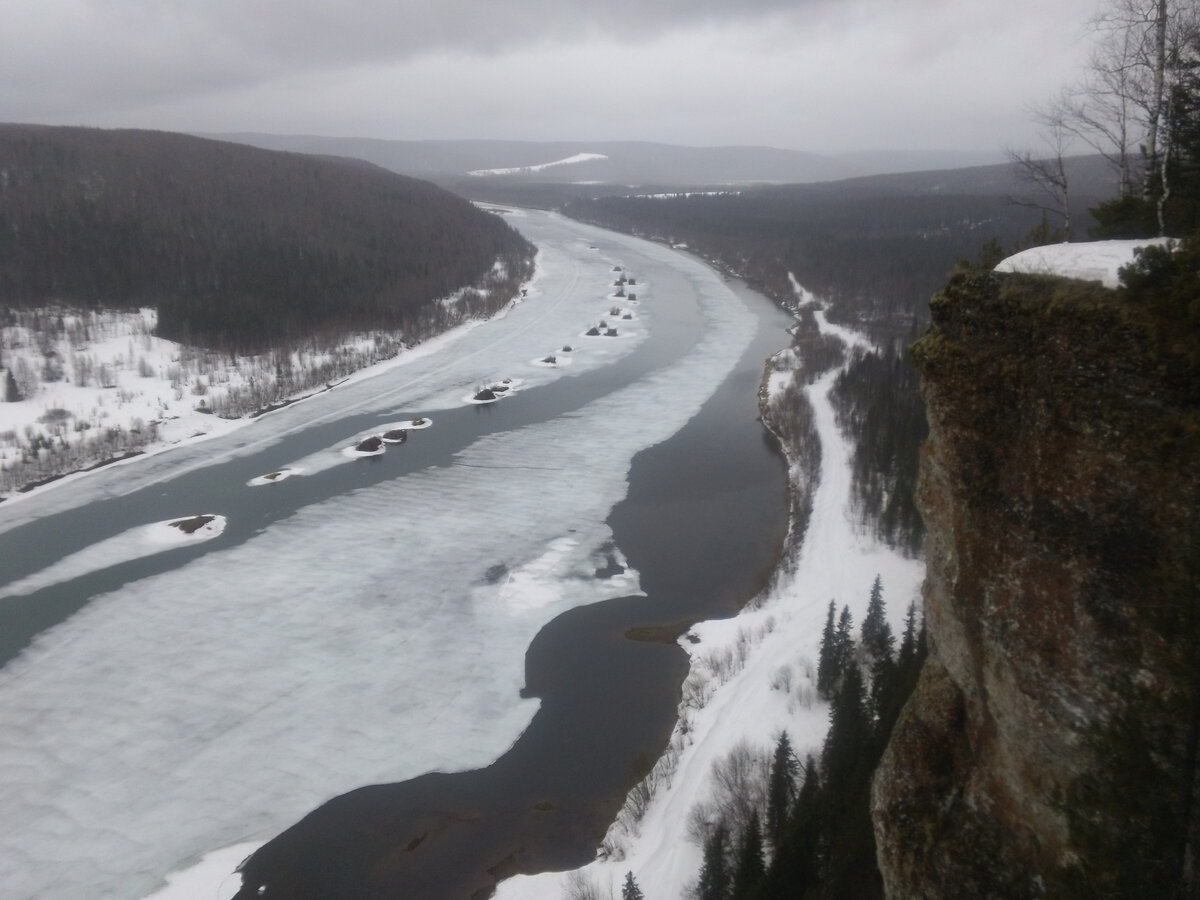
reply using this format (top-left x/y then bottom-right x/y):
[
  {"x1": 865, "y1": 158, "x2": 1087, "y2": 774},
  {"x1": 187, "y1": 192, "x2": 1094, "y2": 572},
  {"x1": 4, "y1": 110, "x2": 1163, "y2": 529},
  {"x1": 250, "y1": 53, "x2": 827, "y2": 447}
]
[{"x1": 872, "y1": 267, "x2": 1200, "y2": 897}]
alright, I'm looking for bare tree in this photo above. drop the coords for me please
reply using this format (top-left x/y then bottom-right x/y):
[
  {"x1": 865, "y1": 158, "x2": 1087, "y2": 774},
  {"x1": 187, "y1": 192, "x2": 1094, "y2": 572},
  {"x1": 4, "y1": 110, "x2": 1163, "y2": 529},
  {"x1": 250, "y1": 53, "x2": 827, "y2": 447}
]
[
  {"x1": 1035, "y1": 0, "x2": 1200, "y2": 234},
  {"x1": 1007, "y1": 107, "x2": 1076, "y2": 239},
  {"x1": 1060, "y1": 24, "x2": 1143, "y2": 198},
  {"x1": 1091, "y1": 1, "x2": 1200, "y2": 195}
]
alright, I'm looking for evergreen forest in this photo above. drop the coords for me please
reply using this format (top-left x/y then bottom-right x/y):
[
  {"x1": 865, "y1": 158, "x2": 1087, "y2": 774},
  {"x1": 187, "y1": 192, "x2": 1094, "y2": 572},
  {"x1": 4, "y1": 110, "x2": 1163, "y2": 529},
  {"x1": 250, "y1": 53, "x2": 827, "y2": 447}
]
[{"x1": 0, "y1": 124, "x2": 535, "y2": 353}]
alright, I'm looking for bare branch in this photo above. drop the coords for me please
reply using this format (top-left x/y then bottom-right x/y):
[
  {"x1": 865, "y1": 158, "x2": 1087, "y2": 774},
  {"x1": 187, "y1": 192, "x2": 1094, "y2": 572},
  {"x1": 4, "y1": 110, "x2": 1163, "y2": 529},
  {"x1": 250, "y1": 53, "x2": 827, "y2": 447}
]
[{"x1": 1006, "y1": 109, "x2": 1076, "y2": 237}]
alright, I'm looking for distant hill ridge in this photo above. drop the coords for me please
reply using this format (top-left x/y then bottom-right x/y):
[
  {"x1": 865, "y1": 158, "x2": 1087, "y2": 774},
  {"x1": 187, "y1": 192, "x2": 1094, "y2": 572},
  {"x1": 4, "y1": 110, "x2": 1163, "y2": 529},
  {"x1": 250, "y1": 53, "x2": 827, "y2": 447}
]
[
  {"x1": 0, "y1": 124, "x2": 535, "y2": 351},
  {"x1": 210, "y1": 134, "x2": 1009, "y2": 186}
]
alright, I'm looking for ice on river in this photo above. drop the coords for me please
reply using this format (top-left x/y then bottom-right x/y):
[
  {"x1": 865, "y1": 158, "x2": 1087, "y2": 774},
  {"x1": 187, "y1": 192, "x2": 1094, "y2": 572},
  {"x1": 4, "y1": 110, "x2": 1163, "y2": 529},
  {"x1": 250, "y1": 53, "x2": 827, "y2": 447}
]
[{"x1": 0, "y1": 211, "x2": 759, "y2": 899}]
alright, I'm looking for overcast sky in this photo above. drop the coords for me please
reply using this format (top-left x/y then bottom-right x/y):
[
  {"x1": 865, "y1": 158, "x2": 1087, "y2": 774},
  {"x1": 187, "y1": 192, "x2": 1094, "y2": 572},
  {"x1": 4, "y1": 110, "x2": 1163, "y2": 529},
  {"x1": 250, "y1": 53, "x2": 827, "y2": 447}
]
[{"x1": 1, "y1": 0, "x2": 1102, "y2": 153}]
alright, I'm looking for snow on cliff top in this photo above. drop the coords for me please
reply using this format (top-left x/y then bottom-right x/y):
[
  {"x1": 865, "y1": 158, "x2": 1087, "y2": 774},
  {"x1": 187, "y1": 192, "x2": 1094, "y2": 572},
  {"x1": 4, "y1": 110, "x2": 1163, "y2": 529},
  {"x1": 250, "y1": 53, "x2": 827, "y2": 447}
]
[
  {"x1": 994, "y1": 238, "x2": 1172, "y2": 288},
  {"x1": 468, "y1": 152, "x2": 608, "y2": 176}
]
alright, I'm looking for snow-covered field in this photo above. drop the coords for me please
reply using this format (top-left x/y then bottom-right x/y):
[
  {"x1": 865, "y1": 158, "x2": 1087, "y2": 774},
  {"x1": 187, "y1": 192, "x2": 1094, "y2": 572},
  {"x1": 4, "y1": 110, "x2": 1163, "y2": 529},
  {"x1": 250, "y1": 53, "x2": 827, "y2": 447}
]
[
  {"x1": 994, "y1": 237, "x2": 1172, "y2": 287},
  {"x1": 493, "y1": 288, "x2": 924, "y2": 899},
  {"x1": 0, "y1": 210, "x2": 764, "y2": 899}
]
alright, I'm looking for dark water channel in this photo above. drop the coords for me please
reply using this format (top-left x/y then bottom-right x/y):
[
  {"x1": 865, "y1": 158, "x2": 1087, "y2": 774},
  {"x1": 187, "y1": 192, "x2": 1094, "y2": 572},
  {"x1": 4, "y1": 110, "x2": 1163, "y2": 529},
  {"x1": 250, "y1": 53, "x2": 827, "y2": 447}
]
[{"x1": 230, "y1": 280, "x2": 792, "y2": 899}]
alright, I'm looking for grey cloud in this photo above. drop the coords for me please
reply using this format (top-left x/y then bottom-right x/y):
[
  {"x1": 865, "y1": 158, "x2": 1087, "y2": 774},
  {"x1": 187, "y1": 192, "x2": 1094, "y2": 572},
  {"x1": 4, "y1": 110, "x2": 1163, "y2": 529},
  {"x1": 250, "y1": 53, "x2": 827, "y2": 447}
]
[
  {"x1": 1, "y1": 0, "x2": 819, "y2": 122},
  {"x1": 203, "y1": 0, "x2": 809, "y2": 61}
]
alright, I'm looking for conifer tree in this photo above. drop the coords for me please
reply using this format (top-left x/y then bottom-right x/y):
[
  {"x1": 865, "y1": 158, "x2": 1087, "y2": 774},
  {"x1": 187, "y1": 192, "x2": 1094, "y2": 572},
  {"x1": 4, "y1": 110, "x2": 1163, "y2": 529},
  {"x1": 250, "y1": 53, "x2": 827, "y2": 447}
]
[
  {"x1": 822, "y1": 659, "x2": 868, "y2": 790},
  {"x1": 870, "y1": 649, "x2": 899, "y2": 728},
  {"x1": 898, "y1": 600, "x2": 918, "y2": 671},
  {"x1": 766, "y1": 732, "x2": 798, "y2": 852},
  {"x1": 622, "y1": 870, "x2": 645, "y2": 900},
  {"x1": 860, "y1": 575, "x2": 894, "y2": 662},
  {"x1": 816, "y1": 599, "x2": 838, "y2": 697},
  {"x1": 697, "y1": 824, "x2": 731, "y2": 900},
  {"x1": 732, "y1": 812, "x2": 766, "y2": 897},
  {"x1": 834, "y1": 605, "x2": 855, "y2": 682},
  {"x1": 3, "y1": 368, "x2": 20, "y2": 402},
  {"x1": 760, "y1": 757, "x2": 821, "y2": 898}
]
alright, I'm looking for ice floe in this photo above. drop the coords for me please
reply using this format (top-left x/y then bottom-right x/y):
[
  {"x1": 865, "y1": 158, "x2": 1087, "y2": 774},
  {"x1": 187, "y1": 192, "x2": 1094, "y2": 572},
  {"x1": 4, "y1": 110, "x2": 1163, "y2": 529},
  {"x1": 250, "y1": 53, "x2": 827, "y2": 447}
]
[
  {"x1": 0, "y1": 515, "x2": 227, "y2": 599},
  {"x1": 247, "y1": 467, "x2": 302, "y2": 487}
]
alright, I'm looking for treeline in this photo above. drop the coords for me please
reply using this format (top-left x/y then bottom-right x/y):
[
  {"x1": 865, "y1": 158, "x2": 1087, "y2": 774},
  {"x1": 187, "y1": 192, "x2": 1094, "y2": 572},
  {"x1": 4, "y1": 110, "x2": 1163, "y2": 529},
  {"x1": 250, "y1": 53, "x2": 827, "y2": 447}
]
[
  {"x1": 686, "y1": 577, "x2": 926, "y2": 900},
  {"x1": 0, "y1": 124, "x2": 535, "y2": 352}
]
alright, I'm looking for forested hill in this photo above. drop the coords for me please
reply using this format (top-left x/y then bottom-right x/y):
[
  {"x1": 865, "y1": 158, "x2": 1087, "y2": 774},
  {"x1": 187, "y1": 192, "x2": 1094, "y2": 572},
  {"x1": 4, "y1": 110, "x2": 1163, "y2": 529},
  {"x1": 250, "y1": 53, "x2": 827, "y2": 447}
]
[
  {"x1": 0, "y1": 124, "x2": 535, "y2": 351},
  {"x1": 561, "y1": 155, "x2": 1116, "y2": 342}
]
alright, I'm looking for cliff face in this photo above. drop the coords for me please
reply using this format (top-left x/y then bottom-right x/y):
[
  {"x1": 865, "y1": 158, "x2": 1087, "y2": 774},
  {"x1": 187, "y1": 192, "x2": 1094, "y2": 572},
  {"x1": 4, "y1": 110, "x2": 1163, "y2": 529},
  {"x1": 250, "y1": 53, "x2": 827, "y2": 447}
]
[{"x1": 873, "y1": 268, "x2": 1200, "y2": 897}]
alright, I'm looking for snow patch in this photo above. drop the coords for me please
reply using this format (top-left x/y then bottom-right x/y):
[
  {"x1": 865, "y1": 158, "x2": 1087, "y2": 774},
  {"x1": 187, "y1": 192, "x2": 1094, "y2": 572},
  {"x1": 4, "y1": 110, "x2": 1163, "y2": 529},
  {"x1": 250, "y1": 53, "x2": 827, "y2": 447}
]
[
  {"x1": 994, "y1": 238, "x2": 1173, "y2": 288},
  {"x1": 468, "y1": 153, "x2": 608, "y2": 177},
  {"x1": 247, "y1": 467, "x2": 301, "y2": 487}
]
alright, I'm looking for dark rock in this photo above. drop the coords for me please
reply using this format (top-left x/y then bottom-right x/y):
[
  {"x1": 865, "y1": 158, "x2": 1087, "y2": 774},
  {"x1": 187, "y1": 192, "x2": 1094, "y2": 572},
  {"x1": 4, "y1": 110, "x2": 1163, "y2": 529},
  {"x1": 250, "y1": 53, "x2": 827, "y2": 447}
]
[{"x1": 168, "y1": 514, "x2": 215, "y2": 534}]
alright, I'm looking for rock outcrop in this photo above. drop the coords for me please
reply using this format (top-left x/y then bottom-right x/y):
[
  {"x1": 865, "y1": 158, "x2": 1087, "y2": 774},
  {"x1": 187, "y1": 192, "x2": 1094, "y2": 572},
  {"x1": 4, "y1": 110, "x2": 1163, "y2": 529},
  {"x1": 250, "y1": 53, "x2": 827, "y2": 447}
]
[{"x1": 873, "y1": 268, "x2": 1200, "y2": 897}]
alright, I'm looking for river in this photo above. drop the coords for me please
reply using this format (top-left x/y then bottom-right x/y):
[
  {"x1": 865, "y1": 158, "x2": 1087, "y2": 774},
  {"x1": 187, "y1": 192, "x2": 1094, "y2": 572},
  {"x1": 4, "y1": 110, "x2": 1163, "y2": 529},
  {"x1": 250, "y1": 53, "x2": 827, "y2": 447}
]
[{"x1": 0, "y1": 210, "x2": 792, "y2": 899}]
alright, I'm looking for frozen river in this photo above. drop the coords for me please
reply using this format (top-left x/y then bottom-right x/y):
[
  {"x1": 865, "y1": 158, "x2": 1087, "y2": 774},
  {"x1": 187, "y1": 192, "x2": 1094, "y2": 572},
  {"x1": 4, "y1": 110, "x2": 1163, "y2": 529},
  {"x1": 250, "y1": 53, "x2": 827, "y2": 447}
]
[{"x1": 0, "y1": 210, "x2": 791, "y2": 898}]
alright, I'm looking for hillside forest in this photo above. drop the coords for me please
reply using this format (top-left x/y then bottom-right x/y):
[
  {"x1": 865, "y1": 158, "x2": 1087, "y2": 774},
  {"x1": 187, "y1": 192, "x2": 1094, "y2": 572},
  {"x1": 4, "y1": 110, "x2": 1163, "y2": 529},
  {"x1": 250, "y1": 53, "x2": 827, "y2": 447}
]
[{"x1": 0, "y1": 124, "x2": 535, "y2": 353}]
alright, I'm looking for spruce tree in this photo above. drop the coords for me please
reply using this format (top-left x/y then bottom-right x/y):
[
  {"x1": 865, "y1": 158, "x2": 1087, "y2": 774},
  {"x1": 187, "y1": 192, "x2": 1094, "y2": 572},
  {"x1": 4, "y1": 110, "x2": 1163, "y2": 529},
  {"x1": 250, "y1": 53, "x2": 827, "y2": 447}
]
[
  {"x1": 622, "y1": 870, "x2": 645, "y2": 900},
  {"x1": 760, "y1": 757, "x2": 821, "y2": 898},
  {"x1": 3, "y1": 368, "x2": 20, "y2": 402},
  {"x1": 861, "y1": 576, "x2": 885, "y2": 652},
  {"x1": 834, "y1": 605, "x2": 855, "y2": 684},
  {"x1": 870, "y1": 650, "x2": 899, "y2": 729},
  {"x1": 732, "y1": 812, "x2": 766, "y2": 897},
  {"x1": 816, "y1": 599, "x2": 838, "y2": 697},
  {"x1": 766, "y1": 732, "x2": 798, "y2": 852},
  {"x1": 822, "y1": 659, "x2": 868, "y2": 791},
  {"x1": 898, "y1": 600, "x2": 918, "y2": 671},
  {"x1": 697, "y1": 824, "x2": 731, "y2": 900},
  {"x1": 861, "y1": 575, "x2": 894, "y2": 663}
]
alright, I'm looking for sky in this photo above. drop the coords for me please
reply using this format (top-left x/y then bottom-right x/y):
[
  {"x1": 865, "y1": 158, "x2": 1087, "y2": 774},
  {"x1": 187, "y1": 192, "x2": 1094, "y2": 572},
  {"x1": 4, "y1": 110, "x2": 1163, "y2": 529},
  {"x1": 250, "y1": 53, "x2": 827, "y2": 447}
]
[{"x1": 1, "y1": 0, "x2": 1103, "y2": 154}]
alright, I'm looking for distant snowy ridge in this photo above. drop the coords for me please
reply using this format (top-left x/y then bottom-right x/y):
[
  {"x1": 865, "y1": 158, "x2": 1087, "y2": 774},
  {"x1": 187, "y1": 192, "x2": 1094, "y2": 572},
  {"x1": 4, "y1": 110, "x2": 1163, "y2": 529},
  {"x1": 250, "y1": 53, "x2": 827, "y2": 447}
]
[
  {"x1": 994, "y1": 238, "x2": 1172, "y2": 289},
  {"x1": 468, "y1": 153, "x2": 608, "y2": 176}
]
